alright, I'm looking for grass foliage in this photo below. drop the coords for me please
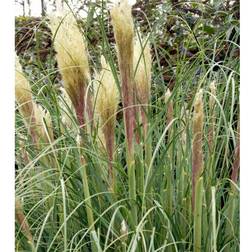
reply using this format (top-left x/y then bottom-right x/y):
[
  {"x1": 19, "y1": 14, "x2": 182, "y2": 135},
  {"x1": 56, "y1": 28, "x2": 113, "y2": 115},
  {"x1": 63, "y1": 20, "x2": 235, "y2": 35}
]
[{"x1": 15, "y1": 1, "x2": 239, "y2": 251}]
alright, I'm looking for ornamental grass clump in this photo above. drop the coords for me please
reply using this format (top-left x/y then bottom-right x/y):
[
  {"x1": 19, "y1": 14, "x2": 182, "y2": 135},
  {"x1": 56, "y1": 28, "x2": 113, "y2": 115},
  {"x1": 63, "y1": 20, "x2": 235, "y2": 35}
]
[
  {"x1": 15, "y1": 2, "x2": 240, "y2": 251},
  {"x1": 94, "y1": 56, "x2": 119, "y2": 190},
  {"x1": 49, "y1": 12, "x2": 93, "y2": 127}
]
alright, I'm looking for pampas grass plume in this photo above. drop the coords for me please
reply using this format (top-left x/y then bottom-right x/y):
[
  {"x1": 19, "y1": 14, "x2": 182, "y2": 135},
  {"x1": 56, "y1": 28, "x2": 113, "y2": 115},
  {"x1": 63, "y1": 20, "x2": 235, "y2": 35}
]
[
  {"x1": 95, "y1": 56, "x2": 119, "y2": 189},
  {"x1": 49, "y1": 12, "x2": 92, "y2": 126},
  {"x1": 111, "y1": 0, "x2": 135, "y2": 154},
  {"x1": 95, "y1": 56, "x2": 119, "y2": 129},
  {"x1": 134, "y1": 36, "x2": 152, "y2": 105},
  {"x1": 192, "y1": 89, "x2": 204, "y2": 209},
  {"x1": 15, "y1": 55, "x2": 34, "y2": 123},
  {"x1": 111, "y1": 0, "x2": 134, "y2": 58}
]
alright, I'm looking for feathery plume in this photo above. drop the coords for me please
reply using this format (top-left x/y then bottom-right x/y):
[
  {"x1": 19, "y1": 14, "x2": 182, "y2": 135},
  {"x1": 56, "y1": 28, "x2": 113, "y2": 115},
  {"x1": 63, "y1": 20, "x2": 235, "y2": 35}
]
[
  {"x1": 192, "y1": 89, "x2": 204, "y2": 210},
  {"x1": 15, "y1": 54, "x2": 40, "y2": 144},
  {"x1": 133, "y1": 36, "x2": 152, "y2": 138},
  {"x1": 111, "y1": 0, "x2": 134, "y2": 60},
  {"x1": 49, "y1": 12, "x2": 92, "y2": 127},
  {"x1": 111, "y1": 0, "x2": 135, "y2": 155},
  {"x1": 95, "y1": 56, "x2": 119, "y2": 189},
  {"x1": 134, "y1": 36, "x2": 152, "y2": 105},
  {"x1": 15, "y1": 55, "x2": 34, "y2": 126}
]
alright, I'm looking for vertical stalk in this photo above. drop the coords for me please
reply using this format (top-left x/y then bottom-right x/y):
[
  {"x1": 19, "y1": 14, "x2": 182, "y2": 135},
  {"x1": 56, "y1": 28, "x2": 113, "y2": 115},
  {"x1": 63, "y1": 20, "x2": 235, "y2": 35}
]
[
  {"x1": 145, "y1": 130, "x2": 152, "y2": 171},
  {"x1": 224, "y1": 122, "x2": 239, "y2": 251},
  {"x1": 135, "y1": 141, "x2": 144, "y2": 196},
  {"x1": 192, "y1": 89, "x2": 204, "y2": 210},
  {"x1": 165, "y1": 88, "x2": 174, "y2": 216},
  {"x1": 77, "y1": 135, "x2": 97, "y2": 252},
  {"x1": 193, "y1": 177, "x2": 203, "y2": 252},
  {"x1": 207, "y1": 81, "x2": 216, "y2": 208},
  {"x1": 60, "y1": 178, "x2": 67, "y2": 252},
  {"x1": 80, "y1": 154, "x2": 95, "y2": 229},
  {"x1": 224, "y1": 192, "x2": 238, "y2": 251},
  {"x1": 211, "y1": 187, "x2": 217, "y2": 252}
]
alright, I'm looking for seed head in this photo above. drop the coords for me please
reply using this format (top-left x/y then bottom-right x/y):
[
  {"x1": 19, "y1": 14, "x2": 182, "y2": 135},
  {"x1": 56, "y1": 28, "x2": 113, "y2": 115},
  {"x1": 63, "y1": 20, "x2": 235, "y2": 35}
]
[
  {"x1": 94, "y1": 56, "x2": 119, "y2": 189},
  {"x1": 111, "y1": 0, "x2": 135, "y2": 154},
  {"x1": 49, "y1": 12, "x2": 91, "y2": 126},
  {"x1": 15, "y1": 54, "x2": 33, "y2": 121},
  {"x1": 192, "y1": 89, "x2": 204, "y2": 209},
  {"x1": 95, "y1": 56, "x2": 119, "y2": 128},
  {"x1": 111, "y1": 0, "x2": 134, "y2": 59},
  {"x1": 134, "y1": 36, "x2": 152, "y2": 104}
]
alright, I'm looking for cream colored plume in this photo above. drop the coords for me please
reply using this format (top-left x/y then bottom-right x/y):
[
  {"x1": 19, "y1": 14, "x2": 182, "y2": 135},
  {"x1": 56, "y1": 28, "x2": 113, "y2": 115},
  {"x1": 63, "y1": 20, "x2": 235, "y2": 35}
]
[
  {"x1": 15, "y1": 55, "x2": 53, "y2": 144},
  {"x1": 192, "y1": 89, "x2": 204, "y2": 209},
  {"x1": 49, "y1": 12, "x2": 91, "y2": 125},
  {"x1": 95, "y1": 56, "x2": 119, "y2": 128},
  {"x1": 134, "y1": 36, "x2": 152, "y2": 104},
  {"x1": 94, "y1": 56, "x2": 119, "y2": 189},
  {"x1": 111, "y1": 0, "x2": 135, "y2": 155},
  {"x1": 15, "y1": 54, "x2": 34, "y2": 121},
  {"x1": 111, "y1": 0, "x2": 134, "y2": 56}
]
